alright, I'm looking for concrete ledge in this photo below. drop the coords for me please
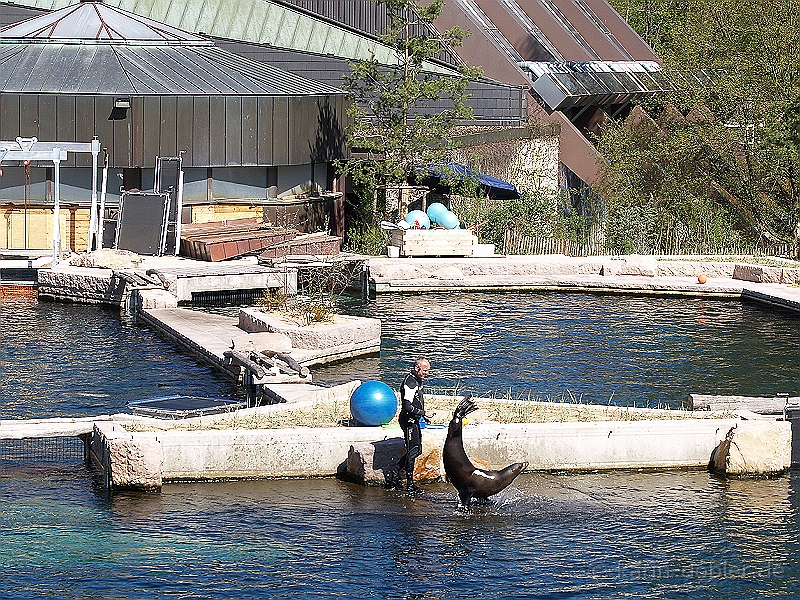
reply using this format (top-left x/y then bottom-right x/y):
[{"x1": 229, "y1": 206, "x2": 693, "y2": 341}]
[
  {"x1": 367, "y1": 255, "x2": 800, "y2": 313},
  {"x1": 37, "y1": 266, "x2": 126, "y2": 305},
  {"x1": 90, "y1": 421, "x2": 163, "y2": 491},
  {"x1": 743, "y1": 287, "x2": 800, "y2": 312},
  {"x1": 166, "y1": 268, "x2": 296, "y2": 302},
  {"x1": 463, "y1": 419, "x2": 789, "y2": 473},
  {"x1": 239, "y1": 307, "x2": 381, "y2": 351},
  {"x1": 154, "y1": 427, "x2": 404, "y2": 480},
  {"x1": 688, "y1": 394, "x2": 795, "y2": 414},
  {"x1": 139, "y1": 308, "x2": 249, "y2": 379},
  {"x1": 92, "y1": 414, "x2": 790, "y2": 490},
  {"x1": 0, "y1": 415, "x2": 113, "y2": 439}
]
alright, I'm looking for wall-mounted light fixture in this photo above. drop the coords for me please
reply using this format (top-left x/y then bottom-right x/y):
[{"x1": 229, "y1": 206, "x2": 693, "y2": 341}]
[{"x1": 110, "y1": 97, "x2": 131, "y2": 121}]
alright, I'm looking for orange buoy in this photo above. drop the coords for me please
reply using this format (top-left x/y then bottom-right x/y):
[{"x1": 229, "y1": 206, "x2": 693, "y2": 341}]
[{"x1": 698, "y1": 274, "x2": 708, "y2": 284}]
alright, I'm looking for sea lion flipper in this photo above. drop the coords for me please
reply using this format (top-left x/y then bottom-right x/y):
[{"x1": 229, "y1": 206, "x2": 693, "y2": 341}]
[{"x1": 453, "y1": 396, "x2": 478, "y2": 420}]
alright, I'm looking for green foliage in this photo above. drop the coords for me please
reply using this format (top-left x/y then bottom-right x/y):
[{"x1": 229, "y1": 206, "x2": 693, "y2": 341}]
[
  {"x1": 602, "y1": 0, "x2": 800, "y2": 254},
  {"x1": 342, "y1": 223, "x2": 390, "y2": 255},
  {"x1": 452, "y1": 188, "x2": 566, "y2": 250},
  {"x1": 337, "y1": 0, "x2": 481, "y2": 225}
]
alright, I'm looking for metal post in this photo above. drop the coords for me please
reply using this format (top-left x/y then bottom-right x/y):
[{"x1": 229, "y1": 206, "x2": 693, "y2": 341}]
[
  {"x1": 52, "y1": 148, "x2": 61, "y2": 265},
  {"x1": 89, "y1": 137, "x2": 100, "y2": 250},
  {"x1": 175, "y1": 168, "x2": 184, "y2": 256},
  {"x1": 98, "y1": 150, "x2": 108, "y2": 249}
]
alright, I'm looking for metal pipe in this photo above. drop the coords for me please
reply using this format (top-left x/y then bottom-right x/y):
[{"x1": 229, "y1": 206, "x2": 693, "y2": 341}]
[
  {"x1": 89, "y1": 137, "x2": 100, "y2": 250},
  {"x1": 175, "y1": 166, "x2": 184, "y2": 256}
]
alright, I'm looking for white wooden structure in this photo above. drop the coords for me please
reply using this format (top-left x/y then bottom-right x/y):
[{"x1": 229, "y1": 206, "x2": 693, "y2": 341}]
[
  {"x1": 390, "y1": 228, "x2": 477, "y2": 257},
  {"x1": 0, "y1": 137, "x2": 102, "y2": 263}
]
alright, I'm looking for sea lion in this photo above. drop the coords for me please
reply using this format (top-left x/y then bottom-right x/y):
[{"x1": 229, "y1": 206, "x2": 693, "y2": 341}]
[{"x1": 443, "y1": 397, "x2": 528, "y2": 508}]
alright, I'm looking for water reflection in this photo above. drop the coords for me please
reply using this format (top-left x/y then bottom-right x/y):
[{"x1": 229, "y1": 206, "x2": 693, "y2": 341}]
[
  {"x1": 1, "y1": 293, "x2": 800, "y2": 597},
  {"x1": 314, "y1": 293, "x2": 800, "y2": 408},
  {"x1": 0, "y1": 299, "x2": 241, "y2": 419}
]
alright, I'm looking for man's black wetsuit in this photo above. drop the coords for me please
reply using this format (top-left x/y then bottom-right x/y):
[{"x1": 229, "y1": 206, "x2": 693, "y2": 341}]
[{"x1": 394, "y1": 369, "x2": 426, "y2": 491}]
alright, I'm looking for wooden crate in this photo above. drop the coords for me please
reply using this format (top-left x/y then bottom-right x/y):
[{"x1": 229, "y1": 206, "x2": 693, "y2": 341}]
[{"x1": 390, "y1": 229, "x2": 475, "y2": 257}]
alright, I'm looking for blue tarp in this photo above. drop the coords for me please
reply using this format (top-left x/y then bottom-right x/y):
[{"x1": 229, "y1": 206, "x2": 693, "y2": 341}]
[{"x1": 421, "y1": 162, "x2": 521, "y2": 199}]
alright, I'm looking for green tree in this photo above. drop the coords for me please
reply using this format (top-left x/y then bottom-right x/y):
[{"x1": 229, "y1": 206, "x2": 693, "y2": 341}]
[
  {"x1": 338, "y1": 0, "x2": 481, "y2": 225},
  {"x1": 600, "y1": 0, "x2": 800, "y2": 254}
]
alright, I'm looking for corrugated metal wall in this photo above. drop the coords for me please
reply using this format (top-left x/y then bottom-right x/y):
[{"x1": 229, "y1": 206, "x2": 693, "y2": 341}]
[
  {"x1": 218, "y1": 41, "x2": 527, "y2": 126},
  {"x1": 279, "y1": 0, "x2": 463, "y2": 67},
  {"x1": 0, "y1": 93, "x2": 350, "y2": 169}
]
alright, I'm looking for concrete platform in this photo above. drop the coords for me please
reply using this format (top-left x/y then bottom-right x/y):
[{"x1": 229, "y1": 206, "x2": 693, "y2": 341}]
[
  {"x1": 88, "y1": 408, "x2": 791, "y2": 490},
  {"x1": 0, "y1": 415, "x2": 113, "y2": 439},
  {"x1": 37, "y1": 255, "x2": 297, "y2": 307},
  {"x1": 139, "y1": 306, "x2": 381, "y2": 377},
  {"x1": 367, "y1": 255, "x2": 800, "y2": 313}
]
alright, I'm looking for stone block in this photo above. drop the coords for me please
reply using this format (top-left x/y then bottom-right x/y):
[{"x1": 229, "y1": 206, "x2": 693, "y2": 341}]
[
  {"x1": 136, "y1": 288, "x2": 178, "y2": 310},
  {"x1": 733, "y1": 263, "x2": 768, "y2": 283},
  {"x1": 69, "y1": 249, "x2": 142, "y2": 269},
  {"x1": 346, "y1": 438, "x2": 405, "y2": 485},
  {"x1": 37, "y1": 266, "x2": 127, "y2": 304},
  {"x1": 781, "y1": 268, "x2": 800, "y2": 285},
  {"x1": 600, "y1": 260, "x2": 623, "y2": 276},
  {"x1": 710, "y1": 420, "x2": 791, "y2": 476},
  {"x1": 91, "y1": 422, "x2": 163, "y2": 490},
  {"x1": 431, "y1": 266, "x2": 464, "y2": 280},
  {"x1": 656, "y1": 261, "x2": 737, "y2": 278},
  {"x1": 731, "y1": 263, "x2": 795, "y2": 284},
  {"x1": 617, "y1": 254, "x2": 657, "y2": 277},
  {"x1": 346, "y1": 431, "x2": 442, "y2": 485},
  {"x1": 239, "y1": 308, "x2": 381, "y2": 350}
]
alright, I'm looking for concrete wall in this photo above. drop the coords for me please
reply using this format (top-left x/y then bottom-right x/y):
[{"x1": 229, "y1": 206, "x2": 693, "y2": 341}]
[
  {"x1": 93, "y1": 416, "x2": 791, "y2": 490},
  {"x1": 450, "y1": 128, "x2": 561, "y2": 196},
  {"x1": 37, "y1": 266, "x2": 127, "y2": 305}
]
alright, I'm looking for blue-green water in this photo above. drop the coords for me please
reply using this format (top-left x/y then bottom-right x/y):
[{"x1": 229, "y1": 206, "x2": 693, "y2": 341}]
[
  {"x1": 312, "y1": 293, "x2": 800, "y2": 405},
  {"x1": 1, "y1": 293, "x2": 799, "y2": 598}
]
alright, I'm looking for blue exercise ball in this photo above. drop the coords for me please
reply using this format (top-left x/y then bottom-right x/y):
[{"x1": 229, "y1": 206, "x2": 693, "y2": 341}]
[
  {"x1": 426, "y1": 202, "x2": 448, "y2": 224},
  {"x1": 404, "y1": 210, "x2": 430, "y2": 229},
  {"x1": 438, "y1": 210, "x2": 460, "y2": 229},
  {"x1": 350, "y1": 380, "x2": 398, "y2": 426}
]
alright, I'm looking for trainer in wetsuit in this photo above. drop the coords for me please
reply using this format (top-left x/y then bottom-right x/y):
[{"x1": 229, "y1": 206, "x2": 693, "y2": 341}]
[{"x1": 389, "y1": 357, "x2": 435, "y2": 493}]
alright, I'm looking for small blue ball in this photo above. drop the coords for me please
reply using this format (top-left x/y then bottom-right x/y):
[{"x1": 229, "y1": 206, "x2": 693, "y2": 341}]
[{"x1": 350, "y1": 380, "x2": 398, "y2": 426}]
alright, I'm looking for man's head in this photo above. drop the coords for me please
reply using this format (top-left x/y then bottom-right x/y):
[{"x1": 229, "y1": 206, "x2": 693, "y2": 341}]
[{"x1": 412, "y1": 358, "x2": 431, "y2": 380}]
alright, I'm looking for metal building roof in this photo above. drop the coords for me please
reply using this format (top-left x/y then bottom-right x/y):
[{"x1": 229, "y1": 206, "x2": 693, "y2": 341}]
[
  {"x1": 0, "y1": 0, "x2": 459, "y2": 75},
  {"x1": 0, "y1": 0, "x2": 208, "y2": 42},
  {"x1": 0, "y1": 1, "x2": 347, "y2": 95}
]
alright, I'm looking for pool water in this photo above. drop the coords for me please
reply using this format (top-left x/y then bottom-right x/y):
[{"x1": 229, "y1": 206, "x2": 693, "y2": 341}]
[
  {"x1": 1, "y1": 293, "x2": 799, "y2": 598},
  {"x1": 312, "y1": 292, "x2": 800, "y2": 407}
]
